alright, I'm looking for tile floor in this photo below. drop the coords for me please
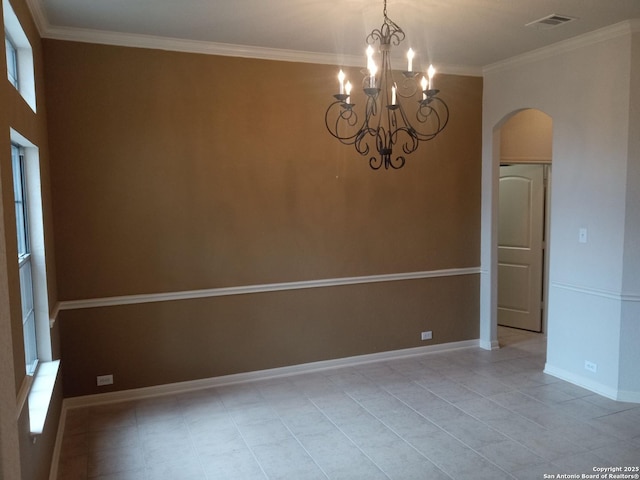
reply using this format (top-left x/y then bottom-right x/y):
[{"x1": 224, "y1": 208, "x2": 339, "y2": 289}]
[{"x1": 56, "y1": 327, "x2": 640, "y2": 479}]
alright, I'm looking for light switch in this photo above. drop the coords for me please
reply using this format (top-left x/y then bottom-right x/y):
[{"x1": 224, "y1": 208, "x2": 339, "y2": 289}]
[{"x1": 579, "y1": 228, "x2": 588, "y2": 244}]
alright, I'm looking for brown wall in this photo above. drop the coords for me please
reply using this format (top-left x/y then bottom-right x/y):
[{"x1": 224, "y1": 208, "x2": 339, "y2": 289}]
[
  {"x1": 43, "y1": 40, "x2": 483, "y2": 397},
  {"x1": 58, "y1": 275, "x2": 479, "y2": 397},
  {"x1": 500, "y1": 108, "x2": 552, "y2": 163},
  {"x1": 1, "y1": 0, "x2": 62, "y2": 478}
]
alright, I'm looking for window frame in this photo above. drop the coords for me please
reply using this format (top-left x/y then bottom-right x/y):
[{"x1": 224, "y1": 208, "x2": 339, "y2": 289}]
[
  {"x1": 3, "y1": 0, "x2": 36, "y2": 111},
  {"x1": 11, "y1": 143, "x2": 38, "y2": 375},
  {"x1": 5, "y1": 35, "x2": 18, "y2": 88}
]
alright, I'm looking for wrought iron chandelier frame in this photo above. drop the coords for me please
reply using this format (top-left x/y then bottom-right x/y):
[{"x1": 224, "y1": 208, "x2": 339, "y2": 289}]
[{"x1": 325, "y1": 0, "x2": 449, "y2": 170}]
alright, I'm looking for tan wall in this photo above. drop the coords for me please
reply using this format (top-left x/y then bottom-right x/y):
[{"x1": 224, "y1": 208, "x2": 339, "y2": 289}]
[
  {"x1": 0, "y1": 0, "x2": 61, "y2": 478},
  {"x1": 500, "y1": 108, "x2": 552, "y2": 163},
  {"x1": 43, "y1": 40, "x2": 483, "y2": 397}
]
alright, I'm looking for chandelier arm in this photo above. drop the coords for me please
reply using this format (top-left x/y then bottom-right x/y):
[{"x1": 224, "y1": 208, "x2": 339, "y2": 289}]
[
  {"x1": 369, "y1": 156, "x2": 383, "y2": 170},
  {"x1": 389, "y1": 156, "x2": 406, "y2": 169},
  {"x1": 371, "y1": 147, "x2": 407, "y2": 170},
  {"x1": 417, "y1": 96, "x2": 449, "y2": 123},
  {"x1": 365, "y1": 94, "x2": 378, "y2": 125},
  {"x1": 355, "y1": 128, "x2": 375, "y2": 156},
  {"x1": 369, "y1": 154, "x2": 405, "y2": 170},
  {"x1": 400, "y1": 128, "x2": 420, "y2": 155},
  {"x1": 325, "y1": 101, "x2": 371, "y2": 147},
  {"x1": 410, "y1": 98, "x2": 450, "y2": 141},
  {"x1": 430, "y1": 97, "x2": 450, "y2": 131},
  {"x1": 391, "y1": 105, "x2": 420, "y2": 155},
  {"x1": 394, "y1": 103, "x2": 413, "y2": 134}
]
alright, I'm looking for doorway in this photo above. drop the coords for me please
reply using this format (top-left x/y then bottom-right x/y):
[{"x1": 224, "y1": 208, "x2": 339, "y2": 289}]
[
  {"x1": 496, "y1": 109, "x2": 552, "y2": 334},
  {"x1": 498, "y1": 164, "x2": 549, "y2": 332}
]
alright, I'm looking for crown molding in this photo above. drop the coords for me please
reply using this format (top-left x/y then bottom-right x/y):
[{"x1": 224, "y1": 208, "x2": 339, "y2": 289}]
[
  {"x1": 43, "y1": 24, "x2": 359, "y2": 66},
  {"x1": 38, "y1": 24, "x2": 482, "y2": 76},
  {"x1": 484, "y1": 19, "x2": 640, "y2": 74},
  {"x1": 21, "y1": 0, "x2": 640, "y2": 77},
  {"x1": 34, "y1": 3, "x2": 639, "y2": 77},
  {"x1": 24, "y1": 0, "x2": 49, "y2": 35},
  {"x1": 25, "y1": 0, "x2": 481, "y2": 76}
]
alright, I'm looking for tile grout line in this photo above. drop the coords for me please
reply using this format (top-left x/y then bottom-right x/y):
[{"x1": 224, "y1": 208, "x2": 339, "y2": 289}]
[
  {"x1": 57, "y1": 330, "x2": 639, "y2": 479},
  {"x1": 305, "y1": 394, "x2": 397, "y2": 480},
  {"x1": 403, "y1": 359, "x2": 623, "y2": 471},
  {"x1": 342, "y1": 389, "x2": 458, "y2": 480},
  {"x1": 269, "y1": 395, "x2": 349, "y2": 480},
  {"x1": 211, "y1": 390, "x2": 272, "y2": 480},
  {"x1": 352, "y1": 355, "x2": 561, "y2": 477},
  {"x1": 179, "y1": 395, "x2": 230, "y2": 480},
  {"x1": 355, "y1": 377, "x2": 519, "y2": 479}
]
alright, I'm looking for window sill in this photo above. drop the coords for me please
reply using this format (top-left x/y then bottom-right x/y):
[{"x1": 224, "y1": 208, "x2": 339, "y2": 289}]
[{"x1": 28, "y1": 360, "x2": 60, "y2": 437}]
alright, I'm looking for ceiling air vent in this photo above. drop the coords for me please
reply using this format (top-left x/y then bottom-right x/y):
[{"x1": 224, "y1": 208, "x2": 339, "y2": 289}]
[{"x1": 526, "y1": 14, "x2": 576, "y2": 30}]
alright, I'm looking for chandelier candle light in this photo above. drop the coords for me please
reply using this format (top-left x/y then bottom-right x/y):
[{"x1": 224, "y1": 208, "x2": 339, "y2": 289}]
[{"x1": 325, "y1": 0, "x2": 449, "y2": 170}]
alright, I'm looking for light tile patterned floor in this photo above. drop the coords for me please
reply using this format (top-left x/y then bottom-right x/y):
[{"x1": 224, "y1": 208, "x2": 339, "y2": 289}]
[{"x1": 57, "y1": 327, "x2": 640, "y2": 479}]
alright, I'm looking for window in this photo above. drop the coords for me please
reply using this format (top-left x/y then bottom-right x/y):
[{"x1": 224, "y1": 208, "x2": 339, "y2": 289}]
[
  {"x1": 5, "y1": 35, "x2": 18, "y2": 88},
  {"x1": 10, "y1": 130, "x2": 52, "y2": 376},
  {"x1": 12, "y1": 144, "x2": 38, "y2": 374},
  {"x1": 3, "y1": 0, "x2": 36, "y2": 111},
  {"x1": 10, "y1": 131, "x2": 57, "y2": 435}
]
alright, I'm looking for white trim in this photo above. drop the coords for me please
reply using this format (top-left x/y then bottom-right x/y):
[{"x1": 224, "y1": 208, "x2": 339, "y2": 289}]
[
  {"x1": 551, "y1": 281, "x2": 640, "y2": 302},
  {"x1": 48, "y1": 407, "x2": 65, "y2": 480},
  {"x1": 484, "y1": 20, "x2": 640, "y2": 74},
  {"x1": 479, "y1": 339, "x2": 500, "y2": 351},
  {"x1": 616, "y1": 389, "x2": 640, "y2": 404},
  {"x1": 25, "y1": 14, "x2": 483, "y2": 76},
  {"x1": 544, "y1": 363, "x2": 639, "y2": 403},
  {"x1": 621, "y1": 292, "x2": 640, "y2": 302},
  {"x1": 49, "y1": 338, "x2": 477, "y2": 479},
  {"x1": 22, "y1": 0, "x2": 640, "y2": 77},
  {"x1": 3, "y1": 0, "x2": 37, "y2": 111},
  {"x1": 49, "y1": 302, "x2": 60, "y2": 328},
  {"x1": 62, "y1": 339, "x2": 479, "y2": 409},
  {"x1": 43, "y1": 25, "x2": 358, "y2": 65},
  {"x1": 28, "y1": 360, "x2": 60, "y2": 435},
  {"x1": 25, "y1": 0, "x2": 49, "y2": 36},
  {"x1": 58, "y1": 267, "x2": 481, "y2": 311},
  {"x1": 499, "y1": 156, "x2": 552, "y2": 164},
  {"x1": 16, "y1": 374, "x2": 34, "y2": 420}
]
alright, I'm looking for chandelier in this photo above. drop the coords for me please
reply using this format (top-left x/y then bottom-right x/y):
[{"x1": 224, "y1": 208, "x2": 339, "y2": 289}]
[{"x1": 325, "y1": 0, "x2": 449, "y2": 170}]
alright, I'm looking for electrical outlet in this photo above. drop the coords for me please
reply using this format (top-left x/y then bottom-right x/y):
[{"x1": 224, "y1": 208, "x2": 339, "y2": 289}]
[
  {"x1": 584, "y1": 361, "x2": 597, "y2": 373},
  {"x1": 96, "y1": 374, "x2": 113, "y2": 386},
  {"x1": 421, "y1": 331, "x2": 432, "y2": 341}
]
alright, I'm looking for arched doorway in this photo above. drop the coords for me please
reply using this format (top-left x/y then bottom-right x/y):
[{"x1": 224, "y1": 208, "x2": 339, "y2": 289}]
[
  {"x1": 497, "y1": 109, "x2": 552, "y2": 337},
  {"x1": 480, "y1": 108, "x2": 553, "y2": 350}
]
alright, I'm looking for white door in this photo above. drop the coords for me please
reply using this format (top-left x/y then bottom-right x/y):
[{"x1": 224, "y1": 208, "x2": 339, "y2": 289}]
[{"x1": 498, "y1": 164, "x2": 545, "y2": 332}]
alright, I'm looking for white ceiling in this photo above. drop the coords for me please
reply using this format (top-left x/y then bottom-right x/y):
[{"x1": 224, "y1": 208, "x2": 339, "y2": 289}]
[{"x1": 27, "y1": 0, "x2": 640, "y2": 73}]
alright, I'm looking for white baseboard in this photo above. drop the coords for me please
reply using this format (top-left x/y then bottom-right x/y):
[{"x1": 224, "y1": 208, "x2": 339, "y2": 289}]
[
  {"x1": 616, "y1": 389, "x2": 640, "y2": 404},
  {"x1": 479, "y1": 339, "x2": 500, "y2": 351},
  {"x1": 544, "y1": 363, "x2": 640, "y2": 403},
  {"x1": 63, "y1": 339, "x2": 479, "y2": 409},
  {"x1": 48, "y1": 408, "x2": 66, "y2": 480},
  {"x1": 48, "y1": 339, "x2": 478, "y2": 479}
]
